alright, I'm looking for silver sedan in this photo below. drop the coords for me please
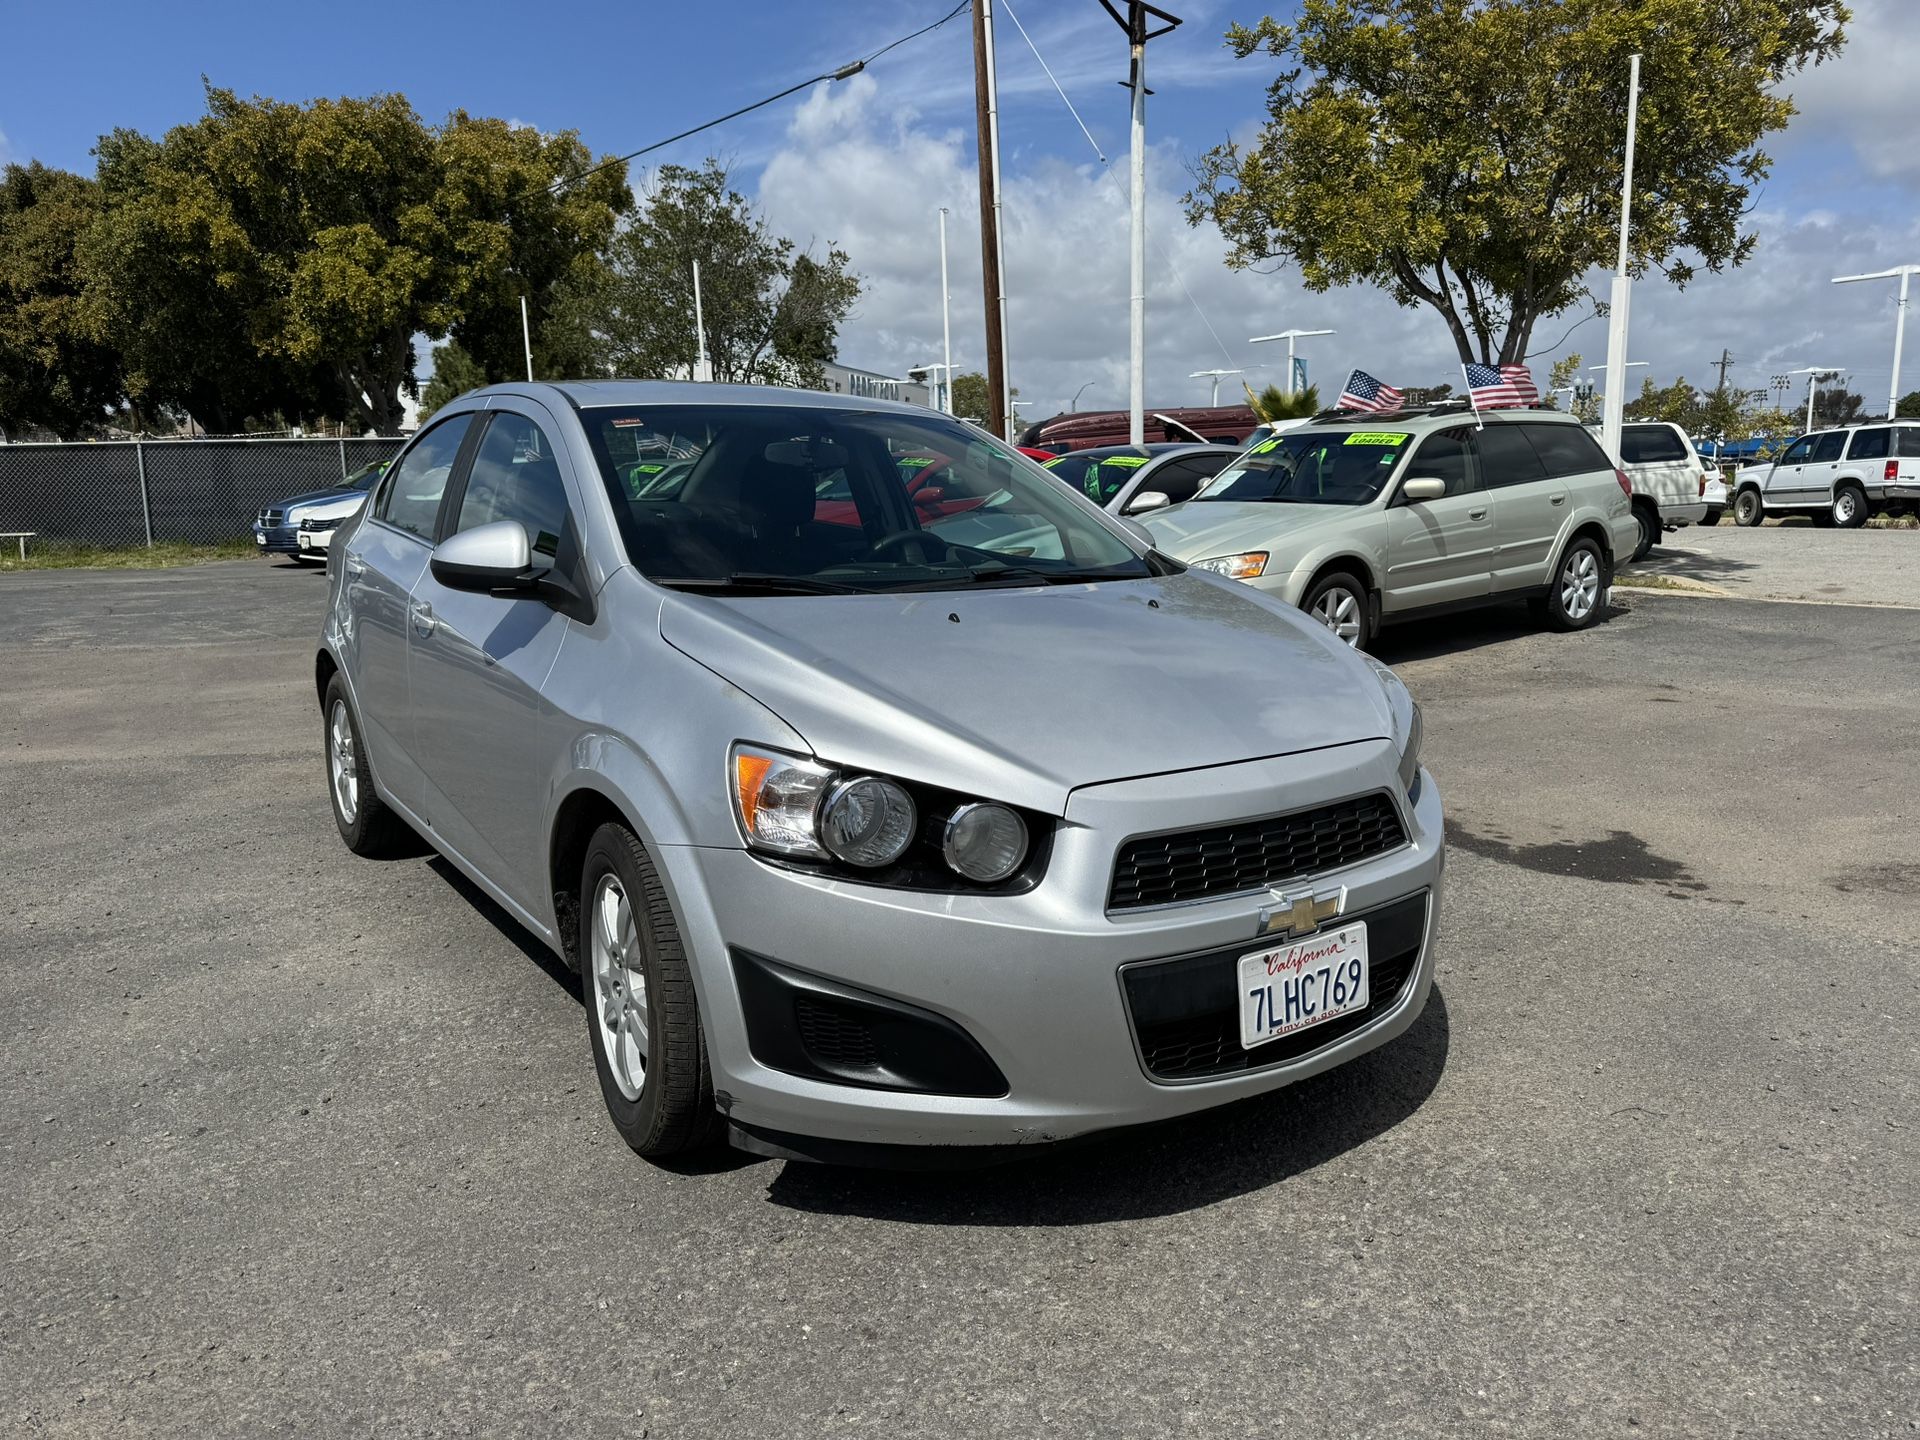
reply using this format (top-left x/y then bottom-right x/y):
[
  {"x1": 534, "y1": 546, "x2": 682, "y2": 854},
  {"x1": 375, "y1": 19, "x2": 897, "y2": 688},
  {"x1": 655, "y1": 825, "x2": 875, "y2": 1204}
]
[{"x1": 317, "y1": 382, "x2": 1443, "y2": 1163}]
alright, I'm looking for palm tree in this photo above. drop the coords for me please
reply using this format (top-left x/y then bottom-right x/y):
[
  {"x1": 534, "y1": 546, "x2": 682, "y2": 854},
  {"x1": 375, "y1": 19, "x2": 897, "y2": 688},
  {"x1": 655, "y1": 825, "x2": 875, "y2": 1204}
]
[{"x1": 1244, "y1": 382, "x2": 1321, "y2": 422}]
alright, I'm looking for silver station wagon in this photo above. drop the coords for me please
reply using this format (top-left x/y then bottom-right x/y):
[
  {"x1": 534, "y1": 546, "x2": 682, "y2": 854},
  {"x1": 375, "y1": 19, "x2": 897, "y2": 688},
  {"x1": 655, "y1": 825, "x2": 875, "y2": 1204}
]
[
  {"x1": 1142, "y1": 407, "x2": 1639, "y2": 649},
  {"x1": 317, "y1": 382, "x2": 1443, "y2": 1163}
]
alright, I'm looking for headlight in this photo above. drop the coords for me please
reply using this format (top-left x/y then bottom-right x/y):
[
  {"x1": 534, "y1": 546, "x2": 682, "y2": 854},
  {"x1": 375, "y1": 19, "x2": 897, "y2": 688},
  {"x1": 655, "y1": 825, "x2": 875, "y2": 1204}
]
[
  {"x1": 1191, "y1": 551, "x2": 1268, "y2": 580},
  {"x1": 943, "y1": 802, "x2": 1028, "y2": 883},
  {"x1": 1363, "y1": 658, "x2": 1422, "y2": 797},
  {"x1": 731, "y1": 744, "x2": 1037, "y2": 886},
  {"x1": 820, "y1": 775, "x2": 917, "y2": 868}
]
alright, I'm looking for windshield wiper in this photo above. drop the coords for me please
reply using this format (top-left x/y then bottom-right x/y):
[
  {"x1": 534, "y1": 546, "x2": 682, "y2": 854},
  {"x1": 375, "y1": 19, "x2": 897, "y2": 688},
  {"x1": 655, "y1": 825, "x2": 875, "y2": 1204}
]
[{"x1": 658, "y1": 573, "x2": 868, "y2": 596}]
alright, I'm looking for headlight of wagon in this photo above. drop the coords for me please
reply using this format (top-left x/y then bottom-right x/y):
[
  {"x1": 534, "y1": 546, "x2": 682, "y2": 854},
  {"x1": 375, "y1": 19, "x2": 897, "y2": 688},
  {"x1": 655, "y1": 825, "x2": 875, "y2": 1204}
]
[
  {"x1": 1190, "y1": 550, "x2": 1268, "y2": 580},
  {"x1": 731, "y1": 744, "x2": 1039, "y2": 889}
]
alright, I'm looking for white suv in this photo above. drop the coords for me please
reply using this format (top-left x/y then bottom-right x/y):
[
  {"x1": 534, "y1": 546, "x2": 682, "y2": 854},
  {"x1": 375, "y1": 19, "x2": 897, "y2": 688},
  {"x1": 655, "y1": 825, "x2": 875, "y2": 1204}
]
[
  {"x1": 1611, "y1": 421, "x2": 1711, "y2": 557},
  {"x1": 1732, "y1": 421, "x2": 1920, "y2": 528}
]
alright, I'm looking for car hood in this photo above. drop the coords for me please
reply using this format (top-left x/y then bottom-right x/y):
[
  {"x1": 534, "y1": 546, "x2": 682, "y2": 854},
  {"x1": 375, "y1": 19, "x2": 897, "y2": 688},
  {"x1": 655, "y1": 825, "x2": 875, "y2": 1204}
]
[
  {"x1": 1140, "y1": 501, "x2": 1363, "y2": 562},
  {"x1": 657, "y1": 572, "x2": 1390, "y2": 815},
  {"x1": 275, "y1": 487, "x2": 365, "y2": 517}
]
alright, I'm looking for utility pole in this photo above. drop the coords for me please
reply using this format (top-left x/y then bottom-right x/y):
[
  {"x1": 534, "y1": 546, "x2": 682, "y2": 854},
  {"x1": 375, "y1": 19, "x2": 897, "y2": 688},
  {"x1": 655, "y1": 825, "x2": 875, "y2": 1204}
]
[
  {"x1": 1713, "y1": 348, "x2": 1735, "y2": 395},
  {"x1": 1600, "y1": 52, "x2": 1642, "y2": 464},
  {"x1": 938, "y1": 208, "x2": 954, "y2": 413},
  {"x1": 1101, "y1": 2, "x2": 1181, "y2": 447},
  {"x1": 971, "y1": 0, "x2": 1010, "y2": 438}
]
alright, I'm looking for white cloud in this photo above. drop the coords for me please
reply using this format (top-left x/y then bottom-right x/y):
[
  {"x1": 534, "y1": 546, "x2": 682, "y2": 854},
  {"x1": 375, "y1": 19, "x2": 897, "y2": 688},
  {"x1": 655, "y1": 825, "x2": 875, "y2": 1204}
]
[{"x1": 1781, "y1": 0, "x2": 1920, "y2": 188}]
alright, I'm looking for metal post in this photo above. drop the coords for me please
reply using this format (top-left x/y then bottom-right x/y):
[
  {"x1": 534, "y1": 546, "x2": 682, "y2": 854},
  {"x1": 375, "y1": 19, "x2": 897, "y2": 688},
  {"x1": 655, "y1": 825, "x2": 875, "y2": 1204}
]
[
  {"x1": 1601, "y1": 52, "x2": 1642, "y2": 464},
  {"x1": 938, "y1": 208, "x2": 954, "y2": 413},
  {"x1": 972, "y1": 0, "x2": 1010, "y2": 439},
  {"x1": 1806, "y1": 373, "x2": 1819, "y2": 432},
  {"x1": 1895, "y1": 269, "x2": 1911, "y2": 419},
  {"x1": 135, "y1": 438, "x2": 153, "y2": 548},
  {"x1": 1127, "y1": 18, "x2": 1147, "y2": 446},
  {"x1": 520, "y1": 296, "x2": 534, "y2": 382},
  {"x1": 692, "y1": 261, "x2": 713, "y2": 383},
  {"x1": 338, "y1": 436, "x2": 348, "y2": 481}
]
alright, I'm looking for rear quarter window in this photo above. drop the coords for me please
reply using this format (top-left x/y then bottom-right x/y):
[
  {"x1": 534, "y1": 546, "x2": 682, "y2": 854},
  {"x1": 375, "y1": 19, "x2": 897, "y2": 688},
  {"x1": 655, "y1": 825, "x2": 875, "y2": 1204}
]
[
  {"x1": 1620, "y1": 426, "x2": 1689, "y2": 464},
  {"x1": 1521, "y1": 423, "x2": 1614, "y2": 479}
]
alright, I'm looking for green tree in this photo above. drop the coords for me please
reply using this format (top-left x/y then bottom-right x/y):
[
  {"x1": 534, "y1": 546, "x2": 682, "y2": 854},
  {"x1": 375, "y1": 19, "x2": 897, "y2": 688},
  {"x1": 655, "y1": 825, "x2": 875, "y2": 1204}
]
[
  {"x1": 600, "y1": 161, "x2": 860, "y2": 387},
  {"x1": 1897, "y1": 390, "x2": 1920, "y2": 419},
  {"x1": 947, "y1": 370, "x2": 1017, "y2": 424},
  {"x1": 0, "y1": 163, "x2": 126, "y2": 438},
  {"x1": 1244, "y1": 381, "x2": 1321, "y2": 420},
  {"x1": 1810, "y1": 384, "x2": 1864, "y2": 429},
  {"x1": 1628, "y1": 375, "x2": 1705, "y2": 426},
  {"x1": 84, "y1": 86, "x2": 627, "y2": 434},
  {"x1": 417, "y1": 340, "x2": 490, "y2": 421},
  {"x1": 1188, "y1": 0, "x2": 1848, "y2": 366}
]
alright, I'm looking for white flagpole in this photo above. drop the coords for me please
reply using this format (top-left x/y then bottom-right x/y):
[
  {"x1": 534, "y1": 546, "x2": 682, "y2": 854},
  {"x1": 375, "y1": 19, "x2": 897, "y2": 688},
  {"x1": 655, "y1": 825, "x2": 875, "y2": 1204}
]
[
  {"x1": 1338, "y1": 369, "x2": 1358, "y2": 411},
  {"x1": 1461, "y1": 364, "x2": 1484, "y2": 429}
]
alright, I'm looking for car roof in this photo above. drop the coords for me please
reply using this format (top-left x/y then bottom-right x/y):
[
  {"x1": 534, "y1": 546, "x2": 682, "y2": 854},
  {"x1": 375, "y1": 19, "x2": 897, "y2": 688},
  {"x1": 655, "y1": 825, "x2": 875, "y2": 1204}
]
[
  {"x1": 470, "y1": 379, "x2": 937, "y2": 418},
  {"x1": 1297, "y1": 404, "x2": 1583, "y2": 433}
]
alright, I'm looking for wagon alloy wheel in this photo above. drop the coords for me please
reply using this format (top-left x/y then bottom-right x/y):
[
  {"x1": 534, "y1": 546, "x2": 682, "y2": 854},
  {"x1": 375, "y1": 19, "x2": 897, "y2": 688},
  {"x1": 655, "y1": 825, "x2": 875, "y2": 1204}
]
[
  {"x1": 1560, "y1": 547, "x2": 1600, "y2": 621},
  {"x1": 590, "y1": 873, "x2": 649, "y2": 1103},
  {"x1": 1302, "y1": 570, "x2": 1370, "y2": 649},
  {"x1": 328, "y1": 700, "x2": 358, "y2": 825}
]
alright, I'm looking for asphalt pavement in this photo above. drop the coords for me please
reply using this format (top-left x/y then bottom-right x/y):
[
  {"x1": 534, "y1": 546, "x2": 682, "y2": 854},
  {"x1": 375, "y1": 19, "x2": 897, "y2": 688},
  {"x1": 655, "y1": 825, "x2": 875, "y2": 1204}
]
[
  {"x1": 2, "y1": 553, "x2": 1915, "y2": 1437},
  {"x1": 1637, "y1": 522, "x2": 1918, "y2": 608}
]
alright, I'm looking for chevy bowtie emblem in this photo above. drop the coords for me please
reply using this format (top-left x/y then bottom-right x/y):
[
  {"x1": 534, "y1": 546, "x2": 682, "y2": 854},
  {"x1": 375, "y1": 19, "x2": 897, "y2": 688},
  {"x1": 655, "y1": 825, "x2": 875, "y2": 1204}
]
[{"x1": 1258, "y1": 884, "x2": 1346, "y2": 939}]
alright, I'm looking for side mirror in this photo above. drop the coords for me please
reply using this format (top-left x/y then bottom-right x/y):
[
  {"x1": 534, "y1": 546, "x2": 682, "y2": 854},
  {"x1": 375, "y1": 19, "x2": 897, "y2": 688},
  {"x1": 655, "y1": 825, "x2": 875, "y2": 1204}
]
[
  {"x1": 430, "y1": 520, "x2": 534, "y2": 592},
  {"x1": 1125, "y1": 490, "x2": 1172, "y2": 514},
  {"x1": 1400, "y1": 477, "x2": 1448, "y2": 503}
]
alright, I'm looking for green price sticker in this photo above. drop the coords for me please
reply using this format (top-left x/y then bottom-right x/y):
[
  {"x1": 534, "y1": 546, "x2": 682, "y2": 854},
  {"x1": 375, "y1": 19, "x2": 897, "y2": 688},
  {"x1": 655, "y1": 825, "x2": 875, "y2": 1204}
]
[
  {"x1": 1344, "y1": 431, "x2": 1409, "y2": 446},
  {"x1": 898, "y1": 456, "x2": 935, "y2": 469},
  {"x1": 1104, "y1": 455, "x2": 1150, "y2": 469}
]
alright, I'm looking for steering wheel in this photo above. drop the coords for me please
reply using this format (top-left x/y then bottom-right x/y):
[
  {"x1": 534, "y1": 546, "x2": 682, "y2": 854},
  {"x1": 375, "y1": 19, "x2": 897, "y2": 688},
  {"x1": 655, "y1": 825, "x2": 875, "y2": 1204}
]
[{"x1": 869, "y1": 529, "x2": 951, "y2": 563}]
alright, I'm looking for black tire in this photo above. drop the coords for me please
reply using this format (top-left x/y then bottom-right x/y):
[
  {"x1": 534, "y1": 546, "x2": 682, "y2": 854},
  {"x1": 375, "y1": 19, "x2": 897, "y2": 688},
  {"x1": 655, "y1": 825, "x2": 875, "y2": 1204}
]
[
  {"x1": 1630, "y1": 504, "x2": 1659, "y2": 562},
  {"x1": 580, "y1": 822, "x2": 722, "y2": 1159},
  {"x1": 322, "y1": 674, "x2": 413, "y2": 857},
  {"x1": 1699, "y1": 509, "x2": 1722, "y2": 527},
  {"x1": 1832, "y1": 484, "x2": 1869, "y2": 529},
  {"x1": 1300, "y1": 569, "x2": 1371, "y2": 651},
  {"x1": 1543, "y1": 537, "x2": 1607, "y2": 633},
  {"x1": 1733, "y1": 488, "x2": 1765, "y2": 527}
]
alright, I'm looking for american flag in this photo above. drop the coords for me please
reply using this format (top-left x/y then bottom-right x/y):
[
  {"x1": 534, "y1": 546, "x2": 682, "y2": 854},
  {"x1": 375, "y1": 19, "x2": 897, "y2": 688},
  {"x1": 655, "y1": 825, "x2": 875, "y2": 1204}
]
[
  {"x1": 1337, "y1": 368, "x2": 1406, "y2": 414},
  {"x1": 1463, "y1": 363, "x2": 1539, "y2": 409}
]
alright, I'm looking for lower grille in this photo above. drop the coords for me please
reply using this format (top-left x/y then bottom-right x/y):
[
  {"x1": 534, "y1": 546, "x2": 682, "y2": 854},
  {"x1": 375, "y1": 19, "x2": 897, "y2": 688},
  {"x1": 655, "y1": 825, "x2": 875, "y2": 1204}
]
[
  {"x1": 795, "y1": 995, "x2": 881, "y2": 1070},
  {"x1": 1109, "y1": 792, "x2": 1408, "y2": 910},
  {"x1": 1123, "y1": 891, "x2": 1428, "y2": 1081}
]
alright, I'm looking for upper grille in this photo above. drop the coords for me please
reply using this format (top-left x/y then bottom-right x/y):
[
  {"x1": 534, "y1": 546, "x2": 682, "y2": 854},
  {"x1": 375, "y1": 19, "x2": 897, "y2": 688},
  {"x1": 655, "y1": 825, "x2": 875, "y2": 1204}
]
[
  {"x1": 258, "y1": 508, "x2": 285, "y2": 527},
  {"x1": 1108, "y1": 791, "x2": 1407, "y2": 910}
]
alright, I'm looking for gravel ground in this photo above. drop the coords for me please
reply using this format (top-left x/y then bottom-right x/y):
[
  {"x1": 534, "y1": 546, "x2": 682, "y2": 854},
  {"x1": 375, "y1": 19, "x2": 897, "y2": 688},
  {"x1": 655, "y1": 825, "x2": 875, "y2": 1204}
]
[{"x1": 2, "y1": 559, "x2": 1915, "y2": 1438}]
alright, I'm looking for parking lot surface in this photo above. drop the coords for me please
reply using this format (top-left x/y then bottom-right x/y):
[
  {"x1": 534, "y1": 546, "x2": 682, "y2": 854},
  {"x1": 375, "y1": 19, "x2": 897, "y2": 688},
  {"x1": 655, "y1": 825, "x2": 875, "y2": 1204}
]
[
  {"x1": 4, "y1": 549, "x2": 1916, "y2": 1437},
  {"x1": 1638, "y1": 523, "x2": 1918, "y2": 609}
]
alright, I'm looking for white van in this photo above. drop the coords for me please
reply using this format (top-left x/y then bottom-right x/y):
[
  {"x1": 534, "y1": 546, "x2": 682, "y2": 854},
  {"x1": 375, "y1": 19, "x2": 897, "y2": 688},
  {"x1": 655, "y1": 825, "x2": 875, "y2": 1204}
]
[
  {"x1": 1732, "y1": 421, "x2": 1920, "y2": 527},
  {"x1": 1595, "y1": 421, "x2": 1711, "y2": 558}
]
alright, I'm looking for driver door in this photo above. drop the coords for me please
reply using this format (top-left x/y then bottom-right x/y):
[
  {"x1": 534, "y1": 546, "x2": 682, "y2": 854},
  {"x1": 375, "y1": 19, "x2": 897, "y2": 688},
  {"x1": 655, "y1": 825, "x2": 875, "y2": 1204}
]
[
  {"x1": 1383, "y1": 426, "x2": 1495, "y2": 613},
  {"x1": 1765, "y1": 435, "x2": 1815, "y2": 505}
]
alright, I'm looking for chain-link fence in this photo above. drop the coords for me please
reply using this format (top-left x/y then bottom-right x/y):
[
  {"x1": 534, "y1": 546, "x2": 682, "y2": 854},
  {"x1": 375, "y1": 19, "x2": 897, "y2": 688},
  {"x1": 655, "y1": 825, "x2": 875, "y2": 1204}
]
[{"x1": 0, "y1": 437, "x2": 406, "y2": 548}]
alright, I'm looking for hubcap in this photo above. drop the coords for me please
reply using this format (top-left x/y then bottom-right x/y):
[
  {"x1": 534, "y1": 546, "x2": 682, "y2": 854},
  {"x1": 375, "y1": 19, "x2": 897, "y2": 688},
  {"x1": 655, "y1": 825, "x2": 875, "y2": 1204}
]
[
  {"x1": 590, "y1": 873, "x2": 649, "y2": 1102},
  {"x1": 1561, "y1": 549, "x2": 1600, "y2": 621},
  {"x1": 328, "y1": 700, "x2": 358, "y2": 824},
  {"x1": 1311, "y1": 585, "x2": 1363, "y2": 646},
  {"x1": 1738, "y1": 493, "x2": 1758, "y2": 522},
  {"x1": 1836, "y1": 492, "x2": 1857, "y2": 522}
]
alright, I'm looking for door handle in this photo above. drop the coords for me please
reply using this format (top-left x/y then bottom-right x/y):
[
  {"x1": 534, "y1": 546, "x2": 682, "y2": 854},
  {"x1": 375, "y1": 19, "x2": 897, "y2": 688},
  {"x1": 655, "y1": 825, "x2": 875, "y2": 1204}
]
[
  {"x1": 345, "y1": 555, "x2": 368, "y2": 577},
  {"x1": 1550, "y1": 494, "x2": 1566, "y2": 506},
  {"x1": 409, "y1": 599, "x2": 436, "y2": 637},
  {"x1": 1469, "y1": 508, "x2": 1488, "y2": 521}
]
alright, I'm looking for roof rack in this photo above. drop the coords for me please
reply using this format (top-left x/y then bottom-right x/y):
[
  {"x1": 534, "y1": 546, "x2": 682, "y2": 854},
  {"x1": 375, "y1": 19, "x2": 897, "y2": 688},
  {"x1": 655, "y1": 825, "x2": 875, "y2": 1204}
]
[{"x1": 1306, "y1": 398, "x2": 1561, "y2": 423}]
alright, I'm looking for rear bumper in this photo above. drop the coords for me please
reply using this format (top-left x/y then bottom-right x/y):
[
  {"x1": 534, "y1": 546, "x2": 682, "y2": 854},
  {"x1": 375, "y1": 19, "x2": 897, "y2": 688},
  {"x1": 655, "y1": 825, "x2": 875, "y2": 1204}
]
[
  {"x1": 1659, "y1": 500, "x2": 1708, "y2": 527},
  {"x1": 657, "y1": 744, "x2": 1446, "y2": 1149}
]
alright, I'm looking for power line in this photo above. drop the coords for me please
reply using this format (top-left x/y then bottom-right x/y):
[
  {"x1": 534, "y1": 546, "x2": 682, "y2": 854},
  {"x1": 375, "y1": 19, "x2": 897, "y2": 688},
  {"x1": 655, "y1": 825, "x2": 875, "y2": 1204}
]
[{"x1": 547, "y1": 1, "x2": 970, "y2": 196}]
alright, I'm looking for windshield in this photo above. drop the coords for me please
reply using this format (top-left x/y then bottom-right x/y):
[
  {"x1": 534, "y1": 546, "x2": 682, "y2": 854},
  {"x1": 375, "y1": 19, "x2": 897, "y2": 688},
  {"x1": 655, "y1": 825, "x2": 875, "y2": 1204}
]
[
  {"x1": 1195, "y1": 429, "x2": 1410, "y2": 505},
  {"x1": 580, "y1": 405, "x2": 1153, "y2": 594},
  {"x1": 1042, "y1": 450, "x2": 1151, "y2": 505}
]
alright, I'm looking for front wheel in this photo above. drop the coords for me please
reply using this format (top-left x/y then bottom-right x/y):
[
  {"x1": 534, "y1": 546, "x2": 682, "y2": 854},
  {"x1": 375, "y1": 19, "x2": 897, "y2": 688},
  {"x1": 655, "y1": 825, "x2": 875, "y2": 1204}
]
[
  {"x1": 1301, "y1": 570, "x2": 1371, "y2": 650},
  {"x1": 581, "y1": 823, "x2": 723, "y2": 1159},
  {"x1": 1833, "y1": 485, "x2": 1869, "y2": 529},
  {"x1": 1733, "y1": 489, "x2": 1765, "y2": 527},
  {"x1": 1543, "y1": 539, "x2": 1606, "y2": 633},
  {"x1": 322, "y1": 675, "x2": 412, "y2": 856}
]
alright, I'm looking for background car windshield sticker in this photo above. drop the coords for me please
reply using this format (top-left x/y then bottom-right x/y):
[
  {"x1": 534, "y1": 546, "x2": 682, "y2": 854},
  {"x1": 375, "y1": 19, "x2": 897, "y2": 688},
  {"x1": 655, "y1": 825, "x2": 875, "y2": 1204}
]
[{"x1": 1343, "y1": 432, "x2": 1409, "y2": 446}]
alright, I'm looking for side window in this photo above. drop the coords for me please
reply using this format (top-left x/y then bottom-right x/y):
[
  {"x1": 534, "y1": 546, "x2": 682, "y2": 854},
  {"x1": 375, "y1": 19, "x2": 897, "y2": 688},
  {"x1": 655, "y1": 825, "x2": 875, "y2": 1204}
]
[
  {"x1": 1897, "y1": 428, "x2": 1920, "y2": 459},
  {"x1": 1846, "y1": 428, "x2": 1890, "y2": 461},
  {"x1": 1520, "y1": 423, "x2": 1614, "y2": 479},
  {"x1": 377, "y1": 415, "x2": 473, "y2": 540},
  {"x1": 455, "y1": 412, "x2": 572, "y2": 562},
  {"x1": 1620, "y1": 425, "x2": 1689, "y2": 464},
  {"x1": 1809, "y1": 431, "x2": 1846, "y2": 464},
  {"x1": 1141, "y1": 459, "x2": 1208, "y2": 506},
  {"x1": 1408, "y1": 428, "x2": 1481, "y2": 495},
  {"x1": 1778, "y1": 436, "x2": 1815, "y2": 465},
  {"x1": 1471, "y1": 424, "x2": 1549, "y2": 488}
]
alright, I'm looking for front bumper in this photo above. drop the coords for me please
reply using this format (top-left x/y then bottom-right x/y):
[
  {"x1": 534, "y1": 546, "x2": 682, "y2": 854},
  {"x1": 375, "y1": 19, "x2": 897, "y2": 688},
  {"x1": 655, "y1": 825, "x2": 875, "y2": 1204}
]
[
  {"x1": 254, "y1": 525, "x2": 301, "y2": 554},
  {"x1": 659, "y1": 741, "x2": 1445, "y2": 1149}
]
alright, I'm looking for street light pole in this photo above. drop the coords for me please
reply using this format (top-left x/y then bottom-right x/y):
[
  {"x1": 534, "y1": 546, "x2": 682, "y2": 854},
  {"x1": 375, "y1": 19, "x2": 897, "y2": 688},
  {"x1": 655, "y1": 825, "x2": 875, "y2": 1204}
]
[
  {"x1": 1601, "y1": 52, "x2": 1642, "y2": 464},
  {"x1": 1248, "y1": 329, "x2": 1334, "y2": 395},
  {"x1": 1071, "y1": 380, "x2": 1094, "y2": 412},
  {"x1": 938, "y1": 208, "x2": 954, "y2": 413},
  {"x1": 1188, "y1": 368, "x2": 1242, "y2": 406},
  {"x1": 1832, "y1": 265, "x2": 1917, "y2": 419}
]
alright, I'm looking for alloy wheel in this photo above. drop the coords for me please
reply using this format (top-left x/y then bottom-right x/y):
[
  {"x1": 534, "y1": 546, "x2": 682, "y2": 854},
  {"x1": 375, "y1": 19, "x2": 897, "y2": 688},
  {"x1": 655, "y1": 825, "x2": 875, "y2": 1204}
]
[
  {"x1": 1560, "y1": 549, "x2": 1600, "y2": 621},
  {"x1": 590, "y1": 873, "x2": 650, "y2": 1102},
  {"x1": 328, "y1": 700, "x2": 358, "y2": 824},
  {"x1": 1311, "y1": 585, "x2": 1363, "y2": 646}
]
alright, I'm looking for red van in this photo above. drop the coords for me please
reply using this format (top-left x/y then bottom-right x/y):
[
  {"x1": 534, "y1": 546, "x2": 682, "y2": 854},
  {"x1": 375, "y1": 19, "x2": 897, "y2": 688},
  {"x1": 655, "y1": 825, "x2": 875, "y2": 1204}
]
[{"x1": 1017, "y1": 405, "x2": 1260, "y2": 454}]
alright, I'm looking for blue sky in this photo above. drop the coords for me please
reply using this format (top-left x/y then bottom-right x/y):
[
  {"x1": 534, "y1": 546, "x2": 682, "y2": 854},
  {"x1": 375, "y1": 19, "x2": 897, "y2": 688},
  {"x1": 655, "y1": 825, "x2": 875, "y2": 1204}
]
[{"x1": 5, "y1": 0, "x2": 1917, "y2": 418}]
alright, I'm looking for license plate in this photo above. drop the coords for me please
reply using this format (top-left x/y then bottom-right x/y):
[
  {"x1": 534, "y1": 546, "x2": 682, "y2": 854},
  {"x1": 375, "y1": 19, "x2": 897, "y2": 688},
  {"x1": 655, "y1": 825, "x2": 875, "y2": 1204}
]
[{"x1": 1238, "y1": 921, "x2": 1369, "y2": 1049}]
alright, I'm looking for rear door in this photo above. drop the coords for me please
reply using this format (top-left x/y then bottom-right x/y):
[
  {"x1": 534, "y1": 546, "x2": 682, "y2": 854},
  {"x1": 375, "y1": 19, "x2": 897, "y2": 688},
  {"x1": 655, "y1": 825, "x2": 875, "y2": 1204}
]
[
  {"x1": 1797, "y1": 431, "x2": 1847, "y2": 504},
  {"x1": 337, "y1": 412, "x2": 476, "y2": 813},
  {"x1": 1383, "y1": 426, "x2": 1494, "y2": 613},
  {"x1": 1475, "y1": 421, "x2": 1564, "y2": 592},
  {"x1": 407, "y1": 404, "x2": 583, "y2": 914},
  {"x1": 1619, "y1": 423, "x2": 1695, "y2": 516}
]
